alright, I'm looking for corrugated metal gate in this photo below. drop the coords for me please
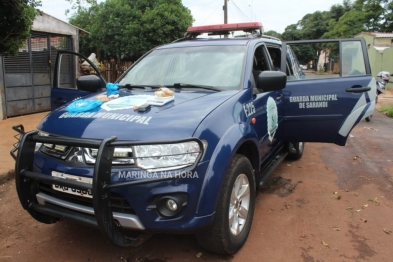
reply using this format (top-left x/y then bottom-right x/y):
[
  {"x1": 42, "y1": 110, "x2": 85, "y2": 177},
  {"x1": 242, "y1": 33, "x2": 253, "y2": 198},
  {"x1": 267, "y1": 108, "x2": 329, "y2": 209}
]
[{"x1": 2, "y1": 31, "x2": 73, "y2": 117}]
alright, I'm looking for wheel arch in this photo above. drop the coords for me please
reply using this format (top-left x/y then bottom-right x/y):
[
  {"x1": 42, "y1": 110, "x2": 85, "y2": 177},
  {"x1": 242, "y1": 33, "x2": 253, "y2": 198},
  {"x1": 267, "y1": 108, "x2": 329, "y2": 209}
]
[
  {"x1": 236, "y1": 141, "x2": 259, "y2": 178},
  {"x1": 195, "y1": 123, "x2": 259, "y2": 217}
]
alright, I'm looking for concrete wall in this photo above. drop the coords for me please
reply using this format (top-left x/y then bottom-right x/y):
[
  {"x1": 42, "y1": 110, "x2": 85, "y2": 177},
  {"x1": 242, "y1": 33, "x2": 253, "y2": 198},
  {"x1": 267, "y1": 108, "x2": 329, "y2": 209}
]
[
  {"x1": 357, "y1": 34, "x2": 393, "y2": 79},
  {"x1": 32, "y1": 13, "x2": 80, "y2": 51},
  {"x1": 374, "y1": 38, "x2": 392, "y2": 47}
]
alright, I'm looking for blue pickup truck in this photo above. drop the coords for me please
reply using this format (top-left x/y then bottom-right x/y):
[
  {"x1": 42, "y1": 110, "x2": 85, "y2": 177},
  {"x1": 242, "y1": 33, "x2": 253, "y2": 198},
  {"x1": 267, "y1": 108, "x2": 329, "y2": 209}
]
[{"x1": 11, "y1": 22, "x2": 376, "y2": 254}]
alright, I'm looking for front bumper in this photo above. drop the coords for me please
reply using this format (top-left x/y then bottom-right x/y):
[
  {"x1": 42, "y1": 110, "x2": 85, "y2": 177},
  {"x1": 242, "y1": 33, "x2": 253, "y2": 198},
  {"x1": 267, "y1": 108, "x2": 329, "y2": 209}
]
[
  {"x1": 11, "y1": 125, "x2": 209, "y2": 247},
  {"x1": 35, "y1": 192, "x2": 145, "y2": 229}
]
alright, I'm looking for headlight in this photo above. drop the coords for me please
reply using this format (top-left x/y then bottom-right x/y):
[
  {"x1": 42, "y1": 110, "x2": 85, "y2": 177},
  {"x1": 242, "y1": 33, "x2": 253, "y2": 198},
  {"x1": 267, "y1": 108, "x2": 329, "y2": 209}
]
[
  {"x1": 35, "y1": 131, "x2": 49, "y2": 151},
  {"x1": 133, "y1": 141, "x2": 205, "y2": 171}
]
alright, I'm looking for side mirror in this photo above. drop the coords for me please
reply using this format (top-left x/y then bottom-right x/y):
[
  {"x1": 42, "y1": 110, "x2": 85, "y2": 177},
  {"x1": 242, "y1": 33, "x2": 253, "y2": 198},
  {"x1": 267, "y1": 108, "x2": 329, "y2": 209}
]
[
  {"x1": 256, "y1": 71, "x2": 287, "y2": 92},
  {"x1": 77, "y1": 75, "x2": 104, "y2": 92}
]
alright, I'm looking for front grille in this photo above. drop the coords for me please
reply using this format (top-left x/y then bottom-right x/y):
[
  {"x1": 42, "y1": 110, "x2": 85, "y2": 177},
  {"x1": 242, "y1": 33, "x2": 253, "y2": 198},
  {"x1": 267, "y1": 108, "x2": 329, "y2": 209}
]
[
  {"x1": 111, "y1": 194, "x2": 135, "y2": 214},
  {"x1": 39, "y1": 145, "x2": 135, "y2": 166},
  {"x1": 38, "y1": 182, "x2": 135, "y2": 215}
]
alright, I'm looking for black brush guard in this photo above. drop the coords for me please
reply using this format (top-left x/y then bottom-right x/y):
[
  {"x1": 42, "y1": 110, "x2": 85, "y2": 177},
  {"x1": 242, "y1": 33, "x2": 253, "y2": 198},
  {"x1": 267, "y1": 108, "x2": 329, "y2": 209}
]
[{"x1": 10, "y1": 124, "x2": 204, "y2": 247}]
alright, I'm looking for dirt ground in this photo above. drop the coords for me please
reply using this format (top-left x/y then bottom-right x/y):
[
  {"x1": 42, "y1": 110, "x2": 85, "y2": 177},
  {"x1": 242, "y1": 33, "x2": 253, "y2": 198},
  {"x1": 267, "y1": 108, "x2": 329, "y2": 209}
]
[
  {"x1": 375, "y1": 88, "x2": 393, "y2": 111},
  {"x1": 1, "y1": 93, "x2": 392, "y2": 262}
]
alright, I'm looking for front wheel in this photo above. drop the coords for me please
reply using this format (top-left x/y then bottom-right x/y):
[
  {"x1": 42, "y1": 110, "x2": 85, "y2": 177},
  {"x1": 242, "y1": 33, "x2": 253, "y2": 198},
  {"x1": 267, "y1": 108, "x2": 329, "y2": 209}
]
[
  {"x1": 196, "y1": 154, "x2": 256, "y2": 254},
  {"x1": 365, "y1": 115, "x2": 372, "y2": 122}
]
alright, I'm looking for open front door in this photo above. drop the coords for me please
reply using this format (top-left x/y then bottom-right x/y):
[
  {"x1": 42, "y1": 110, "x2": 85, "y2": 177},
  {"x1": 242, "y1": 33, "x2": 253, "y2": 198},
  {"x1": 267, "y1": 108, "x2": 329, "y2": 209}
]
[
  {"x1": 51, "y1": 51, "x2": 106, "y2": 111},
  {"x1": 279, "y1": 38, "x2": 375, "y2": 146}
]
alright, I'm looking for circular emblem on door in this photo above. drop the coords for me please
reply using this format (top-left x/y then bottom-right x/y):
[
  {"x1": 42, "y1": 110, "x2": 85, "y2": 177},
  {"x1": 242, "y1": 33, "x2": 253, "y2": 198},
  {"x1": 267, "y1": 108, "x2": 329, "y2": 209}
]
[{"x1": 267, "y1": 96, "x2": 278, "y2": 142}]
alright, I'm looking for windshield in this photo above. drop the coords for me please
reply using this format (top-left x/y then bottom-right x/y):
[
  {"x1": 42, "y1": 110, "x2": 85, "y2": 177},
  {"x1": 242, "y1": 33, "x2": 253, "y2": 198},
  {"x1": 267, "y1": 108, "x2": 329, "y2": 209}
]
[{"x1": 119, "y1": 45, "x2": 246, "y2": 90}]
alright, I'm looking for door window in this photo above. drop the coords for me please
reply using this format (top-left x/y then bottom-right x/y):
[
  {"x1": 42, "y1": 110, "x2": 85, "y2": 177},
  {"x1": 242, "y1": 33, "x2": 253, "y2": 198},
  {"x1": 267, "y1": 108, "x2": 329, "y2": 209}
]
[
  {"x1": 283, "y1": 40, "x2": 368, "y2": 81},
  {"x1": 55, "y1": 52, "x2": 104, "y2": 90},
  {"x1": 252, "y1": 44, "x2": 272, "y2": 85},
  {"x1": 57, "y1": 53, "x2": 76, "y2": 89},
  {"x1": 341, "y1": 41, "x2": 366, "y2": 77}
]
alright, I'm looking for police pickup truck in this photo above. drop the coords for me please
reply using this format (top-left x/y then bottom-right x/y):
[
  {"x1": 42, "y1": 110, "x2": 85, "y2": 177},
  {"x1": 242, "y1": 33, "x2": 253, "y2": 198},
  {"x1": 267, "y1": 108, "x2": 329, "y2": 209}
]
[{"x1": 11, "y1": 22, "x2": 376, "y2": 254}]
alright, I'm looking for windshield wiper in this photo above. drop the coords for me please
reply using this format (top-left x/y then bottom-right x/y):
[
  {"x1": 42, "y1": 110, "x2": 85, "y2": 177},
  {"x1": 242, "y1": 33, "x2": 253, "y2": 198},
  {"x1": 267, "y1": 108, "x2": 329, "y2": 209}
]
[
  {"x1": 173, "y1": 83, "x2": 222, "y2": 92},
  {"x1": 118, "y1": 84, "x2": 162, "y2": 90}
]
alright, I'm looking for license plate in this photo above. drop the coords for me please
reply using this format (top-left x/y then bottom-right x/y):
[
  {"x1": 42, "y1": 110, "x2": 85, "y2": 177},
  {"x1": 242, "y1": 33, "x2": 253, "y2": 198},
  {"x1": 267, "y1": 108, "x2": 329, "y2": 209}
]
[{"x1": 52, "y1": 171, "x2": 93, "y2": 198}]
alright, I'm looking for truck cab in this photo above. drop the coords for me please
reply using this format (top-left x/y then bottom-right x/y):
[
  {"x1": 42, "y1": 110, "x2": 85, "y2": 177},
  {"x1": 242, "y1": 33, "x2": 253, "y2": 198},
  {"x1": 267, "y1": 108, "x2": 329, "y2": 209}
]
[{"x1": 12, "y1": 22, "x2": 375, "y2": 255}]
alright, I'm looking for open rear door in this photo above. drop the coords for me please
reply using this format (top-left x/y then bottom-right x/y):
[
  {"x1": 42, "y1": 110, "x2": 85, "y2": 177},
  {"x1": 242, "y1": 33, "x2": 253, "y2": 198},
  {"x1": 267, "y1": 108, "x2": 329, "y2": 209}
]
[
  {"x1": 51, "y1": 51, "x2": 106, "y2": 111},
  {"x1": 279, "y1": 38, "x2": 375, "y2": 146}
]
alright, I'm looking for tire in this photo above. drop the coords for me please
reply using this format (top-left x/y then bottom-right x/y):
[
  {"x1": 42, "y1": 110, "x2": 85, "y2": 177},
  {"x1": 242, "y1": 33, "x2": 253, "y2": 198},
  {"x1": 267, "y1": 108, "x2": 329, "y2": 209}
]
[
  {"x1": 196, "y1": 154, "x2": 256, "y2": 254},
  {"x1": 287, "y1": 142, "x2": 305, "y2": 160},
  {"x1": 365, "y1": 115, "x2": 372, "y2": 122}
]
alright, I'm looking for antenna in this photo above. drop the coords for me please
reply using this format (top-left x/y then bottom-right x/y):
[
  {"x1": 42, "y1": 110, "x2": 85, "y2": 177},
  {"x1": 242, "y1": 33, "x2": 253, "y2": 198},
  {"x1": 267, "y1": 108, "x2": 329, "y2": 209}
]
[{"x1": 250, "y1": 0, "x2": 252, "y2": 22}]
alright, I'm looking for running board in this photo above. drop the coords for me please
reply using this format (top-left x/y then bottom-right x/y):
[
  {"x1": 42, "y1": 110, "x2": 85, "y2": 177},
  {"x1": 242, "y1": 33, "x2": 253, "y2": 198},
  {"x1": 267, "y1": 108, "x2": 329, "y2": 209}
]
[{"x1": 258, "y1": 145, "x2": 288, "y2": 187}]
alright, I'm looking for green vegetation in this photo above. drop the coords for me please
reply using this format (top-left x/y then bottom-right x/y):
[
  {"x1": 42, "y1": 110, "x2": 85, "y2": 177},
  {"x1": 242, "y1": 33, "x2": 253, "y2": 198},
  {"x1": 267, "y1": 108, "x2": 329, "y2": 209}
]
[
  {"x1": 380, "y1": 105, "x2": 393, "y2": 117},
  {"x1": 68, "y1": 0, "x2": 193, "y2": 61},
  {"x1": 264, "y1": 30, "x2": 282, "y2": 39},
  {"x1": 282, "y1": 0, "x2": 393, "y2": 41},
  {"x1": 0, "y1": 0, "x2": 41, "y2": 56}
]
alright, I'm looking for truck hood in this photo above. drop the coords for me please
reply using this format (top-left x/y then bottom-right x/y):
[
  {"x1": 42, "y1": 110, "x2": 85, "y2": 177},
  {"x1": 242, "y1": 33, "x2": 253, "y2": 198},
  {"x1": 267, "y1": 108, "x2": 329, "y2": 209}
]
[{"x1": 38, "y1": 90, "x2": 238, "y2": 140}]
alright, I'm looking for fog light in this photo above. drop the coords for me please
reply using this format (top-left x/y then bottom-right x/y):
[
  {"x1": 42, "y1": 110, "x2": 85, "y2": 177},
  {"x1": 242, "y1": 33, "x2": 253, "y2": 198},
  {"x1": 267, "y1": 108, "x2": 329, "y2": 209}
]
[
  {"x1": 166, "y1": 199, "x2": 178, "y2": 211},
  {"x1": 154, "y1": 194, "x2": 188, "y2": 218}
]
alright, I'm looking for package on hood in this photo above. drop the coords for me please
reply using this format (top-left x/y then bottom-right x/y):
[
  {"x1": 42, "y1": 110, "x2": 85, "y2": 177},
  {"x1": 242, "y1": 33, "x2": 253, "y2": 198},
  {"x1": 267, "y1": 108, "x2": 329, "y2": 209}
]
[{"x1": 155, "y1": 87, "x2": 174, "y2": 97}]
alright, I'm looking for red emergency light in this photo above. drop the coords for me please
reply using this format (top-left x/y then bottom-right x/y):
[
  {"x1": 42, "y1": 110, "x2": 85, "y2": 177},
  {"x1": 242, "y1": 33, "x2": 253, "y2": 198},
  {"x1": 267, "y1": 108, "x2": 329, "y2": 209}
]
[{"x1": 186, "y1": 22, "x2": 263, "y2": 37}]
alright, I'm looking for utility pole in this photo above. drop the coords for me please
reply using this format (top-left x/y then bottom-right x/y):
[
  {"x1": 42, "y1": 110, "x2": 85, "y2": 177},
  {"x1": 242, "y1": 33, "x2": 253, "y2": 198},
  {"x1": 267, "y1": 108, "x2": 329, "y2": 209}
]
[
  {"x1": 223, "y1": 0, "x2": 228, "y2": 24},
  {"x1": 223, "y1": 0, "x2": 228, "y2": 38}
]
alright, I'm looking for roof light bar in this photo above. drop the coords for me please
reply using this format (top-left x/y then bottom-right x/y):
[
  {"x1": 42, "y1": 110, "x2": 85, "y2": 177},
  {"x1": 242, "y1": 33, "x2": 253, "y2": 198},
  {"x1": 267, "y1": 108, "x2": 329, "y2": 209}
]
[{"x1": 186, "y1": 22, "x2": 263, "y2": 37}]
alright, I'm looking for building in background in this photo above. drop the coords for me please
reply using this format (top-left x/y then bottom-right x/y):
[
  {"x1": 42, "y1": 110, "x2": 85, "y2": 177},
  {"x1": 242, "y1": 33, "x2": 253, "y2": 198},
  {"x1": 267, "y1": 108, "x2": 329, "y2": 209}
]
[
  {"x1": 0, "y1": 13, "x2": 87, "y2": 120},
  {"x1": 356, "y1": 32, "x2": 393, "y2": 78}
]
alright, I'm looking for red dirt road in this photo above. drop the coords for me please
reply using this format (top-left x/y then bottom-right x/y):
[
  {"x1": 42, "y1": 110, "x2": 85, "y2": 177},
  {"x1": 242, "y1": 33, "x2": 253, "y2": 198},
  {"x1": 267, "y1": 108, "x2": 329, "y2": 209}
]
[{"x1": 1, "y1": 111, "x2": 393, "y2": 262}]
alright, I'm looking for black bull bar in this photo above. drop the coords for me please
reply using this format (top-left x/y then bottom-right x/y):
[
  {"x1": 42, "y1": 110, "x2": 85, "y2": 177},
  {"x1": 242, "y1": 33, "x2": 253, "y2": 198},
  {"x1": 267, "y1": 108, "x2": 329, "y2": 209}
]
[{"x1": 11, "y1": 124, "x2": 204, "y2": 247}]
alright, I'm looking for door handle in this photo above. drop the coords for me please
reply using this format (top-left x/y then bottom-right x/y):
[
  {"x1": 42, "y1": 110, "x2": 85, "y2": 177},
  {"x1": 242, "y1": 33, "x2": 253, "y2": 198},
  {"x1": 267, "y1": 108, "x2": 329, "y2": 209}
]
[
  {"x1": 345, "y1": 87, "x2": 371, "y2": 93},
  {"x1": 52, "y1": 98, "x2": 67, "y2": 104},
  {"x1": 276, "y1": 94, "x2": 284, "y2": 101}
]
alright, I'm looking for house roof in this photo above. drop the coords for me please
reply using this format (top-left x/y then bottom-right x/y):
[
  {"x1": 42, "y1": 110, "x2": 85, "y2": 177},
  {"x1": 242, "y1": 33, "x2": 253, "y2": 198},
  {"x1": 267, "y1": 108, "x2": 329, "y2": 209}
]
[
  {"x1": 32, "y1": 12, "x2": 89, "y2": 35},
  {"x1": 356, "y1": 32, "x2": 393, "y2": 38}
]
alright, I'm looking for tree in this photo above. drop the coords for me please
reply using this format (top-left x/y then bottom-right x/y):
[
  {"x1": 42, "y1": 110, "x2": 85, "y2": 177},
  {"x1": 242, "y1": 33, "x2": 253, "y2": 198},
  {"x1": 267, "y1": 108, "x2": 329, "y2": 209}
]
[
  {"x1": 322, "y1": 10, "x2": 366, "y2": 39},
  {"x1": 290, "y1": 44, "x2": 318, "y2": 65},
  {"x1": 281, "y1": 24, "x2": 303, "y2": 41},
  {"x1": 299, "y1": 11, "x2": 331, "y2": 40},
  {"x1": 69, "y1": 0, "x2": 193, "y2": 61},
  {"x1": 324, "y1": 0, "x2": 393, "y2": 38},
  {"x1": 0, "y1": 0, "x2": 41, "y2": 56},
  {"x1": 264, "y1": 30, "x2": 282, "y2": 39},
  {"x1": 382, "y1": 1, "x2": 393, "y2": 31},
  {"x1": 68, "y1": 4, "x2": 100, "y2": 55},
  {"x1": 362, "y1": 0, "x2": 386, "y2": 31},
  {"x1": 280, "y1": 0, "x2": 372, "y2": 40},
  {"x1": 65, "y1": 0, "x2": 97, "y2": 15},
  {"x1": 281, "y1": 10, "x2": 331, "y2": 41},
  {"x1": 329, "y1": 1, "x2": 352, "y2": 21}
]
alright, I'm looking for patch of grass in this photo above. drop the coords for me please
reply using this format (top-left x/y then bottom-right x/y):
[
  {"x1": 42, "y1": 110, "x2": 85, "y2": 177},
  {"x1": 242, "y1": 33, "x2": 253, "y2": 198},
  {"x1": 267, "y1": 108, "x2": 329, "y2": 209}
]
[{"x1": 380, "y1": 105, "x2": 393, "y2": 117}]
